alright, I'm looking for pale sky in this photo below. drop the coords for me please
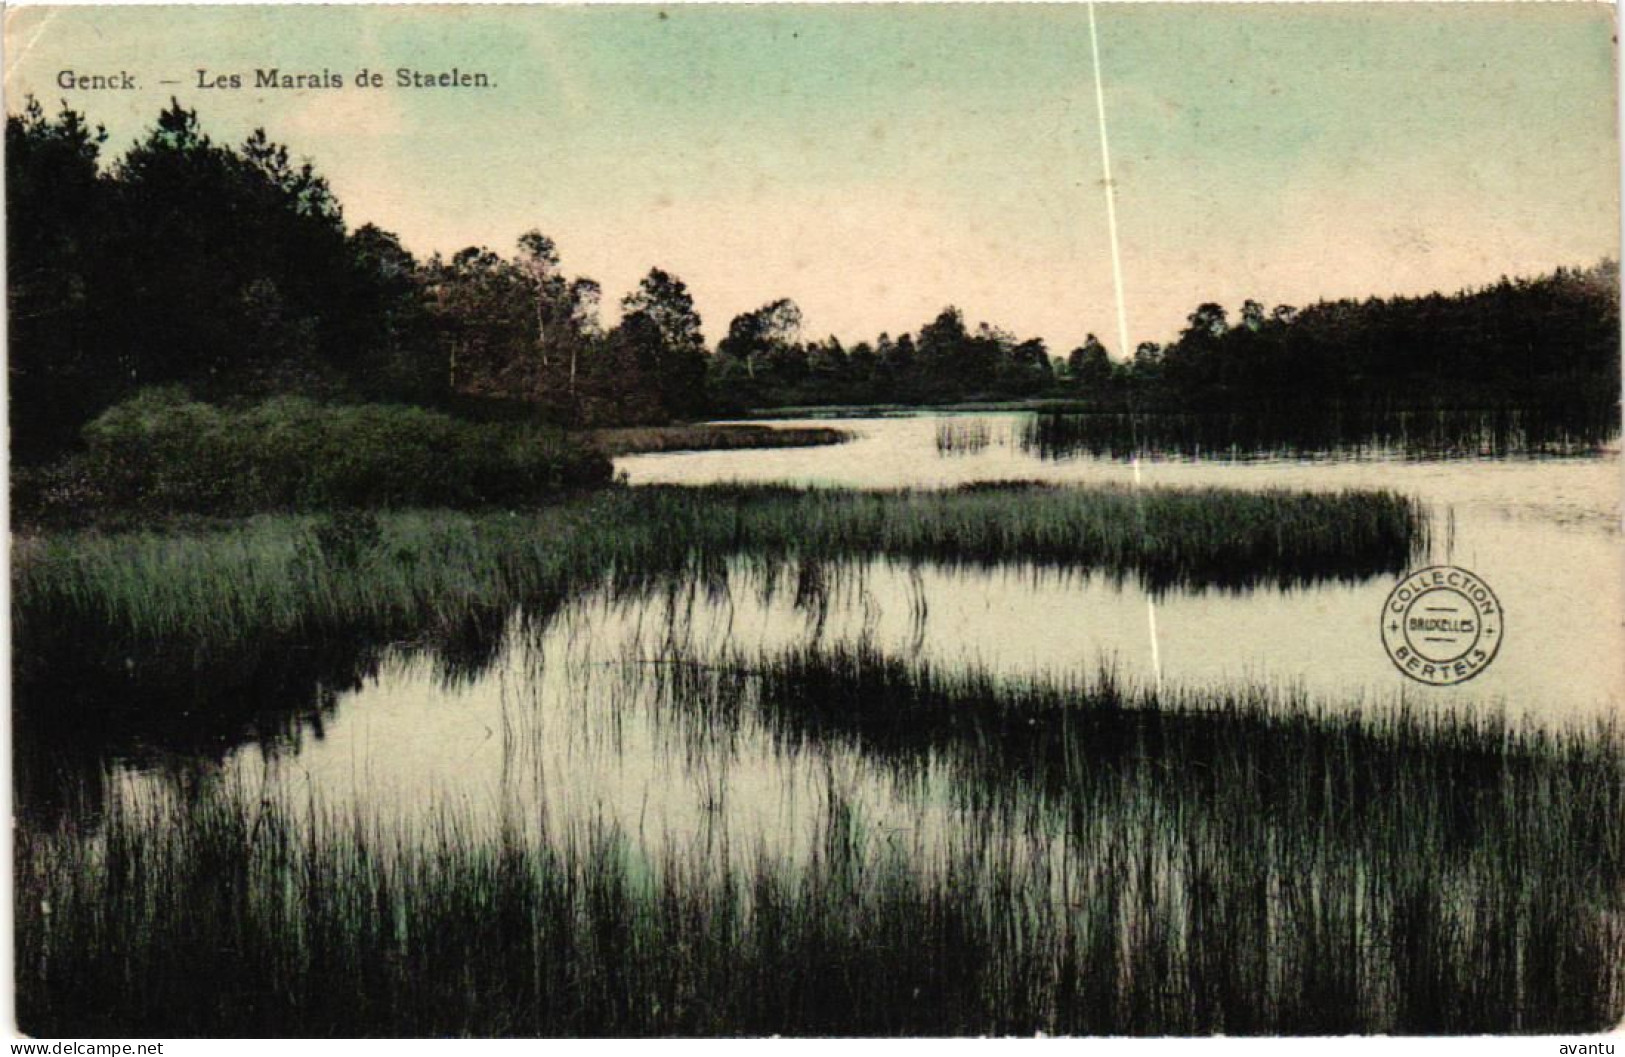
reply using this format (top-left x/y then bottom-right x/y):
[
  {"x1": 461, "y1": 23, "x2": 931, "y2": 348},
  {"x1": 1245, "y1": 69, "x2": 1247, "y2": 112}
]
[{"x1": 5, "y1": 3, "x2": 1619, "y2": 355}]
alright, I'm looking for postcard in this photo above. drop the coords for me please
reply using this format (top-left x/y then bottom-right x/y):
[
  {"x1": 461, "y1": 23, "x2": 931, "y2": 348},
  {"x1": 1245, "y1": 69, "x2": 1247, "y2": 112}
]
[{"x1": 6, "y1": 1, "x2": 1621, "y2": 1042}]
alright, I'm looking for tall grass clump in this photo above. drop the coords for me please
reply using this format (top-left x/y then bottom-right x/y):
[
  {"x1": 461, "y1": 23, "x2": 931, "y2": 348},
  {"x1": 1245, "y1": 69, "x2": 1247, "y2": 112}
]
[{"x1": 588, "y1": 482, "x2": 1427, "y2": 591}]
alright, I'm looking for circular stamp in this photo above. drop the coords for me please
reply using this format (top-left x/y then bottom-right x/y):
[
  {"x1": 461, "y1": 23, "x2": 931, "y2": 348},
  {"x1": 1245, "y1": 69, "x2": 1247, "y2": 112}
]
[{"x1": 1380, "y1": 565, "x2": 1504, "y2": 686}]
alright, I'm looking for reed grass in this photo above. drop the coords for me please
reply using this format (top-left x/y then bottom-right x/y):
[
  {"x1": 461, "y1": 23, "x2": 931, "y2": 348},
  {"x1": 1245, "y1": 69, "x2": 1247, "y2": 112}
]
[
  {"x1": 16, "y1": 647, "x2": 1622, "y2": 1036},
  {"x1": 609, "y1": 641, "x2": 1625, "y2": 1035},
  {"x1": 934, "y1": 418, "x2": 994, "y2": 456},
  {"x1": 13, "y1": 482, "x2": 1426, "y2": 680},
  {"x1": 1021, "y1": 406, "x2": 1622, "y2": 462},
  {"x1": 15, "y1": 789, "x2": 1037, "y2": 1036}
]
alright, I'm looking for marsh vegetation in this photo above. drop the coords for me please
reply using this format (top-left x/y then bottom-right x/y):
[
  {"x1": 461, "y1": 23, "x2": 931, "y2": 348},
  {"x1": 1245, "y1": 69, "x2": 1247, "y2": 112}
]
[
  {"x1": 17, "y1": 643, "x2": 1623, "y2": 1037},
  {"x1": 13, "y1": 481, "x2": 1426, "y2": 679},
  {"x1": 1019, "y1": 405, "x2": 1622, "y2": 462},
  {"x1": 584, "y1": 422, "x2": 852, "y2": 458}
]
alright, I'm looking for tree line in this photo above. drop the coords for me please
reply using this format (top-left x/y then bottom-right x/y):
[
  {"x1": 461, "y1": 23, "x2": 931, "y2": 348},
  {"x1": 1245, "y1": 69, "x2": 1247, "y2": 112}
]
[
  {"x1": 9, "y1": 99, "x2": 1618, "y2": 464},
  {"x1": 709, "y1": 267, "x2": 1620, "y2": 418},
  {"x1": 8, "y1": 99, "x2": 710, "y2": 463}
]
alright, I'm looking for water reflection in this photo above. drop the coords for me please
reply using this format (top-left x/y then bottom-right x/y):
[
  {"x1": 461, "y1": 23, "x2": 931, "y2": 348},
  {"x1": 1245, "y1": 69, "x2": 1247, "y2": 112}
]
[
  {"x1": 632, "y1": 416, "x2": 1610, "y2": 532},
  {"x1": 45, "y1": 542, "x2": 1605, "y2": 857},
  {"x1": 19, "y1": 414, "x2": 1621, "y2": 840},
  {"x1": 1019, "y1": 407, "x2": 1619, "y2": 462}
]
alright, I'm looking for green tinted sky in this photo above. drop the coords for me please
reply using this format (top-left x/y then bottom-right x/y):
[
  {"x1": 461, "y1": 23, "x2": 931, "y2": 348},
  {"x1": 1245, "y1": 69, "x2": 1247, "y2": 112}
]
[{"x1": 6, "y1": 3, "x2": 1618, "y2": 353}]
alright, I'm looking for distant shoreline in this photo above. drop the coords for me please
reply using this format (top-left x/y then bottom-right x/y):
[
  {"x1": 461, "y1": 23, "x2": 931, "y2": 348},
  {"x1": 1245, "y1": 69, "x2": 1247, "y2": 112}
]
[{"x1": 584, "y1": 422, "x2": 853, "y2": 457}]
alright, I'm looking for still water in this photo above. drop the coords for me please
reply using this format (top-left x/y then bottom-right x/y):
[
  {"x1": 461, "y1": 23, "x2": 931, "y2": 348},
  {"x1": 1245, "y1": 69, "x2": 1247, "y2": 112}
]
[
  {"x1": 85, "y1": 414, "x2": 1625, "y2": 861},
  {"x1": 619, "y1": 414, "x2": 1622, "y2": 717}
]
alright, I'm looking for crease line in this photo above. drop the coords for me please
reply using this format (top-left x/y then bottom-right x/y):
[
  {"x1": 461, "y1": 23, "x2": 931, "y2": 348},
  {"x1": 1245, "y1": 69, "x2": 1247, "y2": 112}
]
[{"x1": 1089, "y1": 0, "x2": 1162, "y2": 695}]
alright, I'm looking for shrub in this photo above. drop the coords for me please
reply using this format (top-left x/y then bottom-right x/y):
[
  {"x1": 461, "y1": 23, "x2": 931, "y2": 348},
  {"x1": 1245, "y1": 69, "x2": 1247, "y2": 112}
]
[{"x1": 67, "y1": 390, "x2": 614, "y2": 515}]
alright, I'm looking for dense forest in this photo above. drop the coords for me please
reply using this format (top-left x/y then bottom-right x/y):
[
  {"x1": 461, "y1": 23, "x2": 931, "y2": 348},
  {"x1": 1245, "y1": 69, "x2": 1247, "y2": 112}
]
[
  {"x1": 7, "y1": 98, "x2": 708, "y2": 464},
  {"x1": 711, "y1": 269, "x2": 1621, "y2": 419},
  {"x1": 9, "y1": 98, "x2": 1619, "y2": 466}
]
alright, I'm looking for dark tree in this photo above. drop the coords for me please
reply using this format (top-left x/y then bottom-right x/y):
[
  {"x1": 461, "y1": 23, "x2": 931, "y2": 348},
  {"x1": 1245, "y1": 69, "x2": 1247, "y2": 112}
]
[
  {"x1": 427, "y1": 246, "x2": 533, "y2": 400},
  {"x1": 1067, "y1": 334, "x2": 1113, "y2": 395},
  {"x1": 718, "y1": 298, "x2": 802, "y2": 382},
  {"x1": 102, "y1": 103, "x2": 360, "y2": 400},
  {"x1": 619, "y1": 268, "x2": 707, "y2": 419},
  {"x1": 346, "y1": 224, "x2": 444, "y2": 405},
  {"x1": 6, "y1": 99, "x2": 110, "y2": 461}
]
